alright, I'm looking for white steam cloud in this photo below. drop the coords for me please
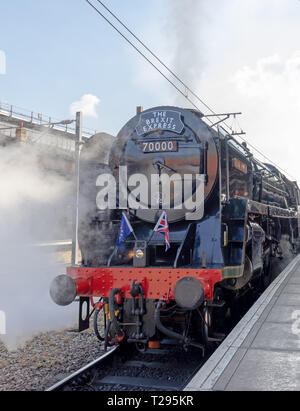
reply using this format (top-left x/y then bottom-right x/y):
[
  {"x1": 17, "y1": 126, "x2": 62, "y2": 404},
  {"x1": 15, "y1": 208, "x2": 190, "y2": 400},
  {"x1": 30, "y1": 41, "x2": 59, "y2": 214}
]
[
  {"x1": 166, "y1": 0, "x2": 208, "y2": 104},
  {"x1": 70, "y1": 94, "x2": 100, "y2": 118},
  {"x1": 0, "y1": 144, "x2": 76, "y2": 350}
]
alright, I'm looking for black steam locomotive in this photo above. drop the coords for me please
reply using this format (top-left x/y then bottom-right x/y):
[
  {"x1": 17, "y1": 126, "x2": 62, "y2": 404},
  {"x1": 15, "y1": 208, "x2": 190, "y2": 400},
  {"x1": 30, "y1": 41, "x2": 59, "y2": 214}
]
[{"x1": 51, "y1": 106, "x2": 300, "y2": 352}]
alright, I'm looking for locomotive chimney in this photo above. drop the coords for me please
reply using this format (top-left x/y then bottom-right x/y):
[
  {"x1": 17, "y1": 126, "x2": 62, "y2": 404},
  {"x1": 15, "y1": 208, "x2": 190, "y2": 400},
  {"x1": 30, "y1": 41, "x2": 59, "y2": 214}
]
[{"x1": 136, "y1": 106, "x2": 143, "y2": 115}]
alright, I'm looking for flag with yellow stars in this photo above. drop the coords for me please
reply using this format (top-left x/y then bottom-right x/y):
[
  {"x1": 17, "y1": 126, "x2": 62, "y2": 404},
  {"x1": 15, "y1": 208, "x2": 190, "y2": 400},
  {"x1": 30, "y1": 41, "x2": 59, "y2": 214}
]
[{"x1": 116, "y1": 212, "x2": 134, "y2": 250}]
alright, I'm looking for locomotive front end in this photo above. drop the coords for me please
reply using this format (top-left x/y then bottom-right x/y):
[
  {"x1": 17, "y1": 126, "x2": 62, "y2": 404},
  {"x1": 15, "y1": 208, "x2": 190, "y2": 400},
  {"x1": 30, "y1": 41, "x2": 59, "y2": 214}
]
[
  {"x1": 50, "y1": 265, "x2": 222, "y2": 350},
  {"x1": 50, "y1": 106, "x2": 228, "y2": 351}
]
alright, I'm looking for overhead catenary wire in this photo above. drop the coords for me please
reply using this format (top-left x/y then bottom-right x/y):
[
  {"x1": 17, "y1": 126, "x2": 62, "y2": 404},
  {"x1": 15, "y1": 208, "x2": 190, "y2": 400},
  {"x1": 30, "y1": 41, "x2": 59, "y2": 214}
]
[
  {"x1": 85, "y1": 0, "x2": 223, "y2": 133},
  {"x1": 93, "y1": 0, "x2": 223, "y2": 124},
  {"x1": 85, "y1": 0, "x2": 205, "y2": 114},
  {"x1": 84, "y1": 0, "x2": 298, "y2": 182}
]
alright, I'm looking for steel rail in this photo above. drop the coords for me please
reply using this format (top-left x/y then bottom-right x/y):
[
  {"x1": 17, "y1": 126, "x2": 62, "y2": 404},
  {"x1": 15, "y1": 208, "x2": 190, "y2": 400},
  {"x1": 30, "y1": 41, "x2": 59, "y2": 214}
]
[{"x1": 46, "y1": 346, "x2": 118, "y2": 391}]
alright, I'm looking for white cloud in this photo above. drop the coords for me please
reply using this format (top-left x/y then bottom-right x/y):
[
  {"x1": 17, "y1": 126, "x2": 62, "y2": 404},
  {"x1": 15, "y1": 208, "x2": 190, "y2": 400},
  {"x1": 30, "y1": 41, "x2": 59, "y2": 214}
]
[
  {"x1": 230, "y1": 51, "x2": 300, "y2": 180},
  {"x1": 70, "y1": 94, "x2": 100, "y2": 118},
  {"x1": 233, "y1": 52, "x2": 300, "y2": 105}
]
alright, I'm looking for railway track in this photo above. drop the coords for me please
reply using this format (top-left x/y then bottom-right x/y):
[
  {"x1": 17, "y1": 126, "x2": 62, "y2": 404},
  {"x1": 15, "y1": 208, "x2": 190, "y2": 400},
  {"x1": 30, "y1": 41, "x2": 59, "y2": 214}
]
[
  {"x1": 46, "y1": 347, "x2": 118, "y2": 391},
  {"x1": 46, "y1": 341, "x2": 210, "y2": 391},
  {"x1": 46, "y1": 278, "x2": 267, "y2": 392}
]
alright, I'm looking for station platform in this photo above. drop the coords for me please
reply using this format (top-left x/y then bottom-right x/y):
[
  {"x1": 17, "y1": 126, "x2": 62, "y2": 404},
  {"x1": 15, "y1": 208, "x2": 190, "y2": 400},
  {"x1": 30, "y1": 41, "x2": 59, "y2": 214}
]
[{"x1": 185, "y1": 254, "x2": 300, "y2": 391}]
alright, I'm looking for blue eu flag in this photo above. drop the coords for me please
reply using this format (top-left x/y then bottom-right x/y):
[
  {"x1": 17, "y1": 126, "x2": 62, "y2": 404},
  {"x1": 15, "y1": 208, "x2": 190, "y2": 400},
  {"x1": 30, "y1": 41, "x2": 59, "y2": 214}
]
[{"x1": 116, "y1": 212, "x2": 134, "y2": 250}]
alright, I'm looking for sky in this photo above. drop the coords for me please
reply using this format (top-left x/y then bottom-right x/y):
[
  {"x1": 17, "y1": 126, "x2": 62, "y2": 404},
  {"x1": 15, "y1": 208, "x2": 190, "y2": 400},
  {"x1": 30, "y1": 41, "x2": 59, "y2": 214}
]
[{"x1": 1, "y1": 0, "x2": 300, "y2": 181}]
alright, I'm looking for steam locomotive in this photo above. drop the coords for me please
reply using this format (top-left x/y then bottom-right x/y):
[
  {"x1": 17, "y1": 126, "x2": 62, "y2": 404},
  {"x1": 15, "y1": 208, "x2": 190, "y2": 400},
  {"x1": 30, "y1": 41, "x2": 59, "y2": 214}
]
[{"x1": 50, "y1": 106, "x2": 300, "y2": 353}]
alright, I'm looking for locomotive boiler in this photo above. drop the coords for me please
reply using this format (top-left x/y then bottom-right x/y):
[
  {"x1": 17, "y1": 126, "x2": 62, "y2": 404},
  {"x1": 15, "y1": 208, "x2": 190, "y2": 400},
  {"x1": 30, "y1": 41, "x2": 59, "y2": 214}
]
[{"x1": 50, "y1": 106, "x2": 300, "y2": 352}]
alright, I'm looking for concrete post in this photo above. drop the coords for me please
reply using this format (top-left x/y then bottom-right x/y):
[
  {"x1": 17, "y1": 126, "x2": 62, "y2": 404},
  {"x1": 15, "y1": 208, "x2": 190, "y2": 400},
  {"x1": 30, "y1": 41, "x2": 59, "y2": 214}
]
[{"x1": 71, "y1": 112, "x2": 83, "y2": 266}]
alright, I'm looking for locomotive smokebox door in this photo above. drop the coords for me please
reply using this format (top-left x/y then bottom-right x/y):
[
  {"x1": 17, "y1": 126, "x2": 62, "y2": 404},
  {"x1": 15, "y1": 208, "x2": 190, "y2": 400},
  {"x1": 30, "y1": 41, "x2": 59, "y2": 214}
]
[{"x1": 133, "y1": 241, "x2": 148, "y2": 267}]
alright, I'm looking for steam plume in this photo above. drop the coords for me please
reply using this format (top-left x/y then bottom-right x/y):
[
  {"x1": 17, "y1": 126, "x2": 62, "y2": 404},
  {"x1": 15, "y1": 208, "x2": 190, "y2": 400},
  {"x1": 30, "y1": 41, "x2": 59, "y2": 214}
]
[{"x1": 0, "y1": 143, "x2": 76, "y2": 350}]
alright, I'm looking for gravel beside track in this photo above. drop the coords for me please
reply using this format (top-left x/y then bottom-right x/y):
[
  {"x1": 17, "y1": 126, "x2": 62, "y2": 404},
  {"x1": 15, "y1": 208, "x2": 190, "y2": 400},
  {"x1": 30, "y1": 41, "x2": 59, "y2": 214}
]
[{"x1": 0, "y1": 327, "x2": 104, "y2": 391}]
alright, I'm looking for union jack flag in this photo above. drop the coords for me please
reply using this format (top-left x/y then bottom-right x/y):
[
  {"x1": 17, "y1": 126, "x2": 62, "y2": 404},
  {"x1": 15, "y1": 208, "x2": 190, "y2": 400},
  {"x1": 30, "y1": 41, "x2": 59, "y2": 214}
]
[{"x1": 153, "y1": 211, "x2": 170, "y2": 252}]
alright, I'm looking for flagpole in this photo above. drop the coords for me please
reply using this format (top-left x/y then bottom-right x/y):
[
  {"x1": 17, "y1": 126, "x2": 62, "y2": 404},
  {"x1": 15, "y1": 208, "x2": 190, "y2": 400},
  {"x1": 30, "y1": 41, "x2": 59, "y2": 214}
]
[
  {"x1": 146, "y1": 229, "x2": 156, "y2": 247},
  {"x1": 122, "y1": 211, "x2": 137, "y2": 241},
  {"x1": 146, "y1": 211, "x2": 164, "y2": 246},
  {"x1": 107, "y1": 246, "x2": 118, "y2": 267}
]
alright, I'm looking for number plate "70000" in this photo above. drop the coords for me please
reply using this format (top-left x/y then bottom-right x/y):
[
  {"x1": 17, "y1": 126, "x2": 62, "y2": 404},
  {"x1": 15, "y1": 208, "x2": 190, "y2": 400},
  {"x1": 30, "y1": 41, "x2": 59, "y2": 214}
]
[{"x1": 140, "y1": 140, "x2": 178, "y2": 153}]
